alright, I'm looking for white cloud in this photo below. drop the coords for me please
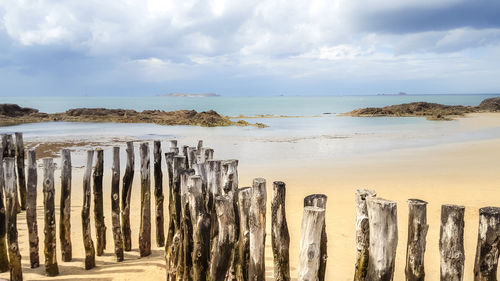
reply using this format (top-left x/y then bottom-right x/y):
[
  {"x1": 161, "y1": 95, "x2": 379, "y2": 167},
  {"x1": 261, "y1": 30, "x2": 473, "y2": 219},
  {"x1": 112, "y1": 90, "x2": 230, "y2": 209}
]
[{"x1": 0, "y1": 0, "x2": 499, "y2": 95}]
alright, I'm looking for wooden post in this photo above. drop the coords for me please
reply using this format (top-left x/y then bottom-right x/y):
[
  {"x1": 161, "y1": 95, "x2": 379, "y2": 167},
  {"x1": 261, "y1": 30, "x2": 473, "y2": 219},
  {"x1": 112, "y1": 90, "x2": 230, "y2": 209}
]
[
  {"x1": 153, "y1": 140, "x2": 165, "y2": 247},
  {"x1": 249, "y1": 178, "x2": 267, "y2": 281},
  {"x1": 473, "y1": 207, "x2": 500, "y2": 281},
  {"x1": 166, "y1": 154, "x2": 184, "y2": 246},
  {"x1": 222, "y1": 159, "x2": 239, "y2": 281},
  {"x1": 165, "y1": 155, "x2": 185, "y2": 280},
  {"x1": 272, "y1": 181, "x2": 290, "y2": 281},
  {"x1": 111, "y1": 146, "x2": 124, "y2": 262},
  {"x1": 93, "y1": 148, "x2": 106, "y2": 256},
  {"x1": 354, "y1": 189, "x2": 377, "y2": 281},
  {"x1": 169, "y1": 140, "x2": 178, "y2": 152},
  {"x1": 139, "y1": 142, "x2": 151, "y2": 257},
  {"x1": 187, "y1": 175, "x2": 210, "y2": 281},
  {"x1": 60, "y1": 148, "x2": 72, "y2": 262},
  {"x1": 3, "y1": 134, "x2": 15, "y2": 157},
  {"x1": 4, "y1": 134, "x2": 20, "y2": 212},
  {"x1": 165, "y1": 152, "x2": 175, "y2": 248},
  {"x1": 440, "y1": 204, "x2": 465, "y2": 281},
  {"x1": 0, "y1": 146, "x2": 9, "y2": 273},
  {"x1": 43, "y1": 158, "x2": 59, "y2": 276},
  {"x1": 187, "y1": 147, "x2": 197, "y2": 169},
  {"x1": 0, "y1": 134, "x2": 7, "y2": 157},
  {"x1": 209, "y1": 195, "x2": 237, "y2": 281},
  {"x1": 206, "y1": 160, "x2": 222, "y2": 247},
  {"x1": 3, "y1": 158, "x2": 23, "y2": 280},
  {"x1": 180, "y1": 169, "x2": 195, "y2": 281},
  {"x1": 236, "y1": 187, "x2": 251, "y2": 281},
  {"x1": 26, "y1": 150, "x2": 39, "y2": 268},
  {"x1": 82, "y1": 150, "x2": 96, "y2": 270},
  {"x1": 297, "y1": 206, "x2": 326, "y2": 281},
  {"x1": 204, "y1": 148, "x2": 214, "y2": 161},
  {"x1": 366, "y1": 197, "x2": 398, "y2": 281},
  {"x1": 182, "y1": 144, "x2": 189, "y2": 157},
  {"x1": 15, "y1": 132, "x2": 27, "y2": 211},
  {"x1": 405, "y1": 199, "x2": 428, "y2": 281},
  {"x1": 304, "y1": 194, "x2": 328, "y2": 281},
  {"x1": 121, "y1": 141, "x2": 134, "y2": 251}
]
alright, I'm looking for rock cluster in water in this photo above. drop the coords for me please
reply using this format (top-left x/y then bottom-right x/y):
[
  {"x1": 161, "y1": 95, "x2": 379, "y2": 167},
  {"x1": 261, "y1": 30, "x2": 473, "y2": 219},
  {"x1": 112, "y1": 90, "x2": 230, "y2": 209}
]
[
  {"x1": 0, "y1": 105, "x2": 266, "y2": 127},
  {"x1": 345, "y1": 97, "x2": 500, "y2": 120}
]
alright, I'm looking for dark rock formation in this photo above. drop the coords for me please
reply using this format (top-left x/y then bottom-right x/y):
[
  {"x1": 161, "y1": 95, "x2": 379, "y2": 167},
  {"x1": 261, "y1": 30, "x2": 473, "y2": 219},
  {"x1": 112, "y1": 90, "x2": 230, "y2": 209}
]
[
  {"x1": 478, "y1": 97, "x2": 500, "y2": 111},
  {"x1": 0, "y1": 105, "x2": 263, "y2": 127},
  {"x1": 345, "y1": 97, "x2": 500, "y2": 120}
]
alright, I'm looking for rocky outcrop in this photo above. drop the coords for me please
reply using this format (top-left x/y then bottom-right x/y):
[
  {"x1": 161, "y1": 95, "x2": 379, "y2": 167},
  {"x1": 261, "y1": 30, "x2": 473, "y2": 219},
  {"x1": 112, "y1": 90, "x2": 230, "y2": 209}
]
[
  {"x1": 0, "y1": 104, "x2": 42, "y2": 117},
  {"x1": 345, "y1": 97, "x2": 500, "y2": 120},
  {"x1": 478, "y1": 97, "x2": 500, "y2": 111},
  {"x1": 0, "y1": 105, "x2": 265, "y2": 127}
]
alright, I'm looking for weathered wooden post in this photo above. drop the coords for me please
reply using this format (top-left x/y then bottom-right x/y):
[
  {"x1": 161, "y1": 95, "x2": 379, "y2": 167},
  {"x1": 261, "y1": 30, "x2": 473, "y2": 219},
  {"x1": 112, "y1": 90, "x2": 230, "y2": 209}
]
[
  {"x1": 26, "y1": 150, "x2": 39, "y2": 268},
  {"x1": 354, "y1": 189, "x2": 376, "y2": 281},
  {"x1": 297, "y1": 206, "x2": 326, "y2": 281},
  {"x1": 236, "y1": 187, "x2": 251, "y2": 281},
  {"x1": 4, "y1": 134, "x2": 20, "y2": 212},
  {"x1": 222, "y1": 159, "x2": 239, "y2": 281},
  {"x1": 139, "y1": 142, "x2": 152, "y2": 257},
  {"x1": 3, "y1": 134, "x2": 15, "y2": 157},
  {"x1": 166, "y1": 154, "x2": 184, "y2": 246},
  {"x1": 304, "y1": 194, "x2": 328, "y2": 281},
  {"x1": 169, "y1": 140, "x2": 179, "y2": 155},
  {"x1": 405, "y1": 199, "x2": 428, "y2": 281},
  {"x1": 249, "y1": 178, "x2": 267, "y2": 281},
  {"x1": 440, "y1": 204, "x2": 465, "y2": 281},
  {"x1": 0, "y1": 146, "x2": 9, "y2": 273},
  {"x1": 15, "y1": 132, "x2": 27, "y2": 211},
  {"x1": 165, "y1": 152, "x2": 175, "y2": 247},
  {"x1": 187, "y1": 175, "x2": 211, "y2": 281},
  {"x1": 4, "y1": 158, "x2": 23, "y2": 280},
  {"x1": 206, "y1": 160, "x2": 222, "y2": 246},
  {"x1": 203, "y1": 148, "x2": 214, "y2": 162},
  {"x1": 209, "y1": 195, "x2": 237, "y2": 281},
  {"x1": 165, "y1": 156, "x2": 185, "y2": 280},
  {"x1": 82, "y1": 150, "x2": 96, "y2": 270},
  {"x1": 180, "y1": 168, "x2": 195, "y2": 280},
  {"x1": 366, "y1": 197, "x2": 398, "y2": 281},
  {"x1": 93, "y1": 148, "x2": 106, "y2": 256},
  {"x1": 111, "y1": 146, "x2": 124, "y2": 262},
  {"x1": 153, "y1": 140, "x2": 165, "y2": 247},
  {"x1": 43, "y1": 158, "x2": 59, "y2": 276},
  {"x1": 473, "y1": 207, "x2": 500, "y2": 281},
  {"x1": 122, "y1": 141, "x2": 134, "y2": 251},
  {"x1": 182, "y1": 145, "x2": 189, "y2": 167},
  {"x1": 272, "y1": 181, "x2": 290, "y2": 281},
  {"x1": 187, "y1": 147, "x2": 197, "y2": 169},
  {"x1": 60, "y1": 148, "x2": 72, "y2": 262}
]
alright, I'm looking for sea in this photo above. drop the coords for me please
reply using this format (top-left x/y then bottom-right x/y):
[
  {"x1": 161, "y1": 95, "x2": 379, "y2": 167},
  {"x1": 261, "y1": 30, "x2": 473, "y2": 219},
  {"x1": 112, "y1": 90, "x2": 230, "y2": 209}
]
[{"x1": 1, "y1": 94, "x2": 500, "y2": 168}]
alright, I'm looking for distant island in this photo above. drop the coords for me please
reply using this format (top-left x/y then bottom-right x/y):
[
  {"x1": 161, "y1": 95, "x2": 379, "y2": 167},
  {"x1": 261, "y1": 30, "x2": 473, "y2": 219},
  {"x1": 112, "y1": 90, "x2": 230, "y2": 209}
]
[
  {"x1": 158, "y1": 93, "x2": 220, "y2": 97},
  {"x1": 377, "y1": 92, "x2": 408, "y2": 96}
]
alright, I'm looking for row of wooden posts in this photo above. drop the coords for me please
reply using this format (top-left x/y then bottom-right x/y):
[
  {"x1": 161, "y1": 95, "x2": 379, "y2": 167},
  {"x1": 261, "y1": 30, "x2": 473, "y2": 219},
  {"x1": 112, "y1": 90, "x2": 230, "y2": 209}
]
[{"x1": 1, "y1": 133, "x2": 500, "y2": 281}]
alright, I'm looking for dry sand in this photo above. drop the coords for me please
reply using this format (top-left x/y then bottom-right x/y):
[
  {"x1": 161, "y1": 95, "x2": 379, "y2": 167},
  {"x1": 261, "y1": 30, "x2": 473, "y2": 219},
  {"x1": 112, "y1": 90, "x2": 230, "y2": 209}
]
[{"x1": 1, "y1": 114, "x2": 500, "y2": 280}]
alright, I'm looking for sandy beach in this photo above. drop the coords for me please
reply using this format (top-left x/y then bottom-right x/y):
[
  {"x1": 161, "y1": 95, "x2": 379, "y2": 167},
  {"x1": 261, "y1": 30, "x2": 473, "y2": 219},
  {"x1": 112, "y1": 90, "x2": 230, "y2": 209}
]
[{"x1": 0, "y1": 113, "x2": 499, "y2": 281}]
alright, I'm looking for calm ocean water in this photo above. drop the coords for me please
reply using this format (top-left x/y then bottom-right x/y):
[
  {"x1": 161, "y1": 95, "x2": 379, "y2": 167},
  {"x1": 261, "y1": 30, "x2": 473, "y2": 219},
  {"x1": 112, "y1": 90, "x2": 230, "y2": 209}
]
[
  {"x1": 1, "y1": 94, "x2": 500, "y2": 167},
  {"x1": 1, "y1": 94, "x2": 498, "y2": 116}
]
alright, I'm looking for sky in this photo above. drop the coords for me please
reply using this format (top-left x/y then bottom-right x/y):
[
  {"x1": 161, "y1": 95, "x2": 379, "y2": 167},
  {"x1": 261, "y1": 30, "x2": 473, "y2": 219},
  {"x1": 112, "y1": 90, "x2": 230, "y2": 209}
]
[{"x1": 0, "y1": 0, "x2": 500, "y2": 96}]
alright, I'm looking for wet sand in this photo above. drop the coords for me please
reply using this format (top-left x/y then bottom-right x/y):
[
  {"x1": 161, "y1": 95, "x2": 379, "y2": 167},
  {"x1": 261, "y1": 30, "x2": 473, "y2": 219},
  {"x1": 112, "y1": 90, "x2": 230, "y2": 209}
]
[{"x1": 1, "y1": 113, "x2": 500, "y2": 280}]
